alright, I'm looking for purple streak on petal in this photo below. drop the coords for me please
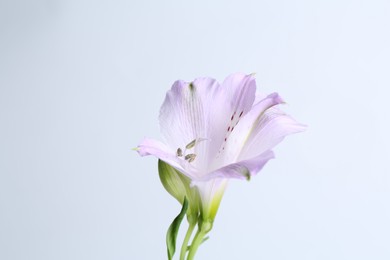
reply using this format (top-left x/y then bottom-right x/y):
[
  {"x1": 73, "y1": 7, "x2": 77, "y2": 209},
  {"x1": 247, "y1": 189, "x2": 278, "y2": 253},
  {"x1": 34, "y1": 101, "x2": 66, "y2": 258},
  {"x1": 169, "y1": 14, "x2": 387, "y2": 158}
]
[
  {"x1": 209, "y1": 73, "x2": 258, "y2": 169},
  {"x1": 218, "y1": 93, "x2": 285, "y2": 166},
  {"x1": 220, "y1": 73, "x2": 256, "y2": 135}
]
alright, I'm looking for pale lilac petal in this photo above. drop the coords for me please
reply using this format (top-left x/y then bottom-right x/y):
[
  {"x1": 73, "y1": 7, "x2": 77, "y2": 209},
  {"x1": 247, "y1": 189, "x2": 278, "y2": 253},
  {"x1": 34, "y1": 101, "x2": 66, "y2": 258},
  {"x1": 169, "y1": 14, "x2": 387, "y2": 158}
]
[
  {"x1": 222, "y1": 73, "x2": 256, "y2": 115},
  {"x1": 193, "y1": 178, "x2": 228, "y2": 220},
  {"x1": 221, "y1": 73, "x2": 256, "y2": 128},
  {"x1": 215, "y1": 93, "x2": 284, "y2": 167},
  {"x1": 208, "y1": 73, "x2": 257, "y2": 170},
  {"x1": 159, "y1": 79, "x2": 212, "y2": 151},
  {"x1": 238, "y1": 108, "x2": 307, "y2": 161},
  {"x1": 159, "y1": 78, "x2": 231, "y2": 172},
  {"x1": 198, "y1": 150, "x2": 275, "y2": 182},
  {"x1": 137, "y1": 138, "x2": 185, "y2": 172},
  {"x1": 192, "y1": 78, "x2": 232, "y2": 167}
]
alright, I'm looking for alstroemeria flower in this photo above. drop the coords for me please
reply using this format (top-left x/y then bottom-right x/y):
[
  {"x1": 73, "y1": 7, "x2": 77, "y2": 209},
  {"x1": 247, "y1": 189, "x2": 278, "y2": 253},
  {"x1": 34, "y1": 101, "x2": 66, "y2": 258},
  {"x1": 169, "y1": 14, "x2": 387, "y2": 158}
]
[{"x1": 137, "y1": 73, "x2": 305, "y2": 223}]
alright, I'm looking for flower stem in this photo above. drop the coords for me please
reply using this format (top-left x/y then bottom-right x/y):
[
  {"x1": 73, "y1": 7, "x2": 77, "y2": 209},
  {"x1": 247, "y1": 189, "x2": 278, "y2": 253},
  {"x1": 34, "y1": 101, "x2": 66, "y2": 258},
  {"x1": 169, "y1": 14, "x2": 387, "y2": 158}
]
[
  {"x1": 180, "y1": 222, "x2": 196, "y2": 260},
  {"x1": 186, "y1": 228, "x2": 206, "y2": 260}
]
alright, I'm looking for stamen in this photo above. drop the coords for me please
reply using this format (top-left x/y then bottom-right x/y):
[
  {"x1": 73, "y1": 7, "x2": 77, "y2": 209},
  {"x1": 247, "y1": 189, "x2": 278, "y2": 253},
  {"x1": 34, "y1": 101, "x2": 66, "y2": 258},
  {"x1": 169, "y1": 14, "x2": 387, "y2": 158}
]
[
  {"x1": 176, "y1": 148, "x2": 183, "y2": 157},
  {"x1": 185, "y1": 154, "x2": 196, "y2": 163},
  {"x1": 185, "y1": 139, "x2": 197, "y2": 149}
]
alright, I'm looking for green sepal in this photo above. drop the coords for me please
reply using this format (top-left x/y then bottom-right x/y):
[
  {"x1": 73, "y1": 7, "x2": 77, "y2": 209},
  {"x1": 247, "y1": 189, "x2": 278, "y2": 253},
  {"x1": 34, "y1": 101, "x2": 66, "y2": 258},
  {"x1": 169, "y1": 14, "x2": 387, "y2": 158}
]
[
  {"x1": 158, "y1": 160, "x2": 190, "y2": 204},
  {"x1": 166, "y1": 197, "x2": 188, "y2": 260},
  {"x1": 158, "y1": 160, "x2": 199, "y2": 217}
]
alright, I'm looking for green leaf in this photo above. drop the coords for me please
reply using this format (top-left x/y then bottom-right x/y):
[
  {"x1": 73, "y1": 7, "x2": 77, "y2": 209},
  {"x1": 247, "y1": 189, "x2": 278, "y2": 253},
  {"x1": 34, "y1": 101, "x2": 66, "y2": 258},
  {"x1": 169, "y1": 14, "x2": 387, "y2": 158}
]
[{"x1": 166, "y1": 197, "x2": 188, "y2": 260}]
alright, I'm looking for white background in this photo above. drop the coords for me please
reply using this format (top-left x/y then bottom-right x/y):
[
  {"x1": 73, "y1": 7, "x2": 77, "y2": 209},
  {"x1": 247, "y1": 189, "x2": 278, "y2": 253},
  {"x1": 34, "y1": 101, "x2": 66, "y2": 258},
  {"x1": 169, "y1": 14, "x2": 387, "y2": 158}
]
[{"x1": 1, "y1": 0, "x2": 389, "y2": 259}]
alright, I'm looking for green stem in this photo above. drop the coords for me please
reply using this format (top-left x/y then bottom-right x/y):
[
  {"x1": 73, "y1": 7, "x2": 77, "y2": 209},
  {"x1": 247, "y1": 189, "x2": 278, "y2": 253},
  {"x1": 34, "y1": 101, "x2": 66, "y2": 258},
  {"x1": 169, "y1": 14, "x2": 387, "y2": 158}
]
[
  {"x1": 186, "y1": 228, "x2": 206, "y2": 260},
  {"x1": 180, "y1": 222, "x2": 196, "y2": 260}
]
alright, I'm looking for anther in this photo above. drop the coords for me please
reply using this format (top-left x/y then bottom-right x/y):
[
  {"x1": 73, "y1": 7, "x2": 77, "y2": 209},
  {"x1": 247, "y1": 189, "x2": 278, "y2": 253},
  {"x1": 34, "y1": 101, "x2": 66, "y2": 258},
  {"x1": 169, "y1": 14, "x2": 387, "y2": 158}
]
[
  {"x1": 176, "y1": 148, "x2": 183, "y2": 157},
  {"x1": 185, "y1": 139, "x2": 197, "y2": 149},
  {"x1": 185, "y1": 154, "x2": 196, "y2": 163}
]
